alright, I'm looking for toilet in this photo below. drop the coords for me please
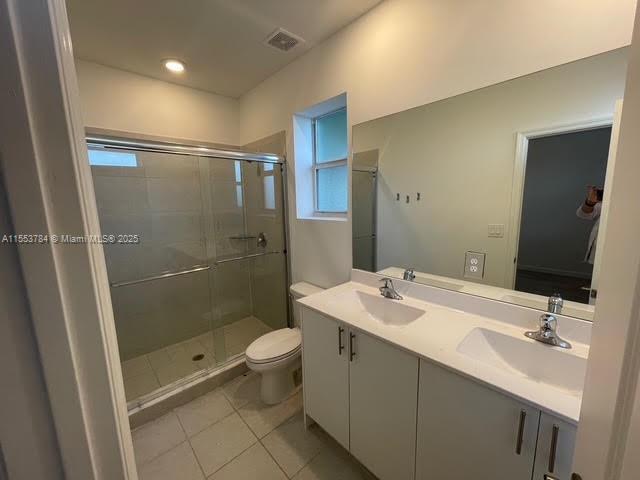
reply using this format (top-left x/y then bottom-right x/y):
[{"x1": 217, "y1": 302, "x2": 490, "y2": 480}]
[{"x1": 246, "y1": 282, "x2": 324, "y2": 405}]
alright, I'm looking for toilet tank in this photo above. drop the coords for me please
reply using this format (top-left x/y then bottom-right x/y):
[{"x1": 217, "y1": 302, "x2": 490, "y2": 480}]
[{"x1": 290, "y1": 282, "x2": 325, "y2": 328}]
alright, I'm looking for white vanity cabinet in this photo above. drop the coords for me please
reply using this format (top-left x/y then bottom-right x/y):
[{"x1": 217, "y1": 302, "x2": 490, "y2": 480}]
[
  {"x1": 416, "y1": 359, "x2": 540, "y2": 480},
  {"x1": 532, "y1": 413, "x2": 577, "y2": 480},
  {"x1": 301, "y1": 307, "x2": 578, "y2": 480},
  {"x1": 301, "y1": 308, "x2": 419, "y2": 480},
  {"x1": 301, "y1": 308, "x2": 350, "y2": 449},
  {"x1": 349, "y1": 325, "x2": 419, "y2": 480}
]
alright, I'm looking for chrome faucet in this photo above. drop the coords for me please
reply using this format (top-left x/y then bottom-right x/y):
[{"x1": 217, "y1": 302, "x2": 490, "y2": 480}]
[
  {"x1": 403, "y1": 268, "x2": 416, "y2": 281},
  {"x1": 379, "y1": 278, "x2": 403, "y2": 300},
  {"x1": 524, "y1": 293, "x2": 571, "y2": 349}
]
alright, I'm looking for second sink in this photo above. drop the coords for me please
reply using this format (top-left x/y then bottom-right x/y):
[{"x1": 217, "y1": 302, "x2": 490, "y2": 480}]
[{"x1": 457, "y1": 327, "x2": 587, "y2": 395}]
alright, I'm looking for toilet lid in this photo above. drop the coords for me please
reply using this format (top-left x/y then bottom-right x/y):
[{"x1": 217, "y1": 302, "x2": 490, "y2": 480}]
[{"x1": 246, "y1": 328, "x2": 301, "y2": 363}]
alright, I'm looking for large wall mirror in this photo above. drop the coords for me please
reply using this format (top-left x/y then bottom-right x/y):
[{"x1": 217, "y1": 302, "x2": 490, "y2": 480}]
[{"x1": 352, "y1": 48, "x2": 629, "y2": 321}]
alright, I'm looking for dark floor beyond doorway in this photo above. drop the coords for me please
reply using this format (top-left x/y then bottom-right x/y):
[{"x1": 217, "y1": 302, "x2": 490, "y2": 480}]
[{"x1": 515, "y1": 269, "x2": 591, "y2": 304}]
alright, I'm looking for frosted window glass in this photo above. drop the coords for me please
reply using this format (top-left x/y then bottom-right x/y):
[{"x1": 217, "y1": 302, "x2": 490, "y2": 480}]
[
  {"x1": 236, "y1": 185, "x2": 243, "y2": 207},
  {"x1": 88, "y1": 149, "x2": 137, "y2": 167},
  {"x1": 316, "y1": 109, "x2": 347, "y2": 163},
  {"x1": 317, "y1": 165, "x2": 348, "y2": 212},
  {"x1": 234, "y1": 161, "x2": 242, "y2": 182},
  {"x1": 263, "y1": 176, "x2": 275, "y2": 210},
  {"x1": 263, "y1": 163, "x2": 274, "y2": 172}
]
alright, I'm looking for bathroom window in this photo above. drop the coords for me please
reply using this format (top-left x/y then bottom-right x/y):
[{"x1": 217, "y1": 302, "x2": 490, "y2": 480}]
[
  {"x1": 234, "y1": 161, "x2": 243, "y2": 207},
  {"x1": 262, "y1": 163, "x2": 276, "y2": 210},
  {"x1": 313, "y1": 108, "x2": 348, "y2": 213},
  {"x1": 88, "y1": 148, "x2": 138, "y2": 167}
]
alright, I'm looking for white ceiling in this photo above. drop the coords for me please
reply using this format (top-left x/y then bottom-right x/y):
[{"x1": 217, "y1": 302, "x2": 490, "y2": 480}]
[{"x1": 66, "y1": 0, "x2": 383, "y2": 98}]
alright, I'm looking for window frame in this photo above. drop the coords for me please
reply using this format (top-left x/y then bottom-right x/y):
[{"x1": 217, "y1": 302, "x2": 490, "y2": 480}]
[{"x1": 312, "y1": 107, "x2": 348, "y2": 214}]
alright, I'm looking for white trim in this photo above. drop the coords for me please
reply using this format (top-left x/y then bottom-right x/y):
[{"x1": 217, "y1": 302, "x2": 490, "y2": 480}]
[
  {"x1": 0, "y1": 0, "x2": 136, "y2": 479},
  {"x1": 505, "y1": 116, "x2": 614, "y2": 290},
  {"x1": 573, "y1": 5, "x2": 640, "y2": 478}
]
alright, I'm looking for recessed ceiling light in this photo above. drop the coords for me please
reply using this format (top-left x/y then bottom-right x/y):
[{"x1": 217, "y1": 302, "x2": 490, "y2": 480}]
[{"x1": 163, "y1": 59, "x2": 185, "y2": 73}]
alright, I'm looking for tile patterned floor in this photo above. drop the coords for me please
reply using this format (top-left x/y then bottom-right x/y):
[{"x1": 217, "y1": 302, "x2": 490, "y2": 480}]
[
  {"x1": 122, "y1": 317, "x2": 272, "y2": 401},
  {"x1": 132, "y1": 372, "x2": 376, "y2": 480}
]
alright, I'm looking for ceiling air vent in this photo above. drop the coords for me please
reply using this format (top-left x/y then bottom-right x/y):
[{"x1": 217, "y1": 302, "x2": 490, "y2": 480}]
[{"x1": 264, "y1": 28, "x2": 304, "y2": 52}]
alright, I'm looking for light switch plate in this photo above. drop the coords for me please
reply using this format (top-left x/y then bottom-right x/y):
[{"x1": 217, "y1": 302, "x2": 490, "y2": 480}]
[
  {"x1": 488, "y1": 224, "x2": 505, "y2": 238},
  {"x1": 464, "y1": 251, "x2": 486, "y2": 279}
]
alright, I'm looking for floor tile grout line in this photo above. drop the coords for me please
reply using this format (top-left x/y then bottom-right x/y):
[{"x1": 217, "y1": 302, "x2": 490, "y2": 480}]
[
  {"x1": 228, "y1": 384, "x2": 305, "y2": 479},
  {"x1": 177, "y1": 404, "x2": 236, "y2": 440},
  {"x1": 202, "y1": 435, "x2": 259, "y2": 479},
  {"x1": 257, "y1": 436, "x2": 291, "y2": 479},
  {"x1": 173, "y1": 407, "x2": 209, "y2": 480},
  {"x1": 133, "y1": 412, "x2": 189, "y2": 468},
  {"x1": 133, "y1": 370, "x2": 306, "y2": 478}
]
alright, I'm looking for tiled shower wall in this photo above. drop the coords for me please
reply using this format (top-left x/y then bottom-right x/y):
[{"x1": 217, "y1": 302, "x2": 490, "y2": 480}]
[{"x1": 91, "y1": 132, "x2": 288, "y2": 362}]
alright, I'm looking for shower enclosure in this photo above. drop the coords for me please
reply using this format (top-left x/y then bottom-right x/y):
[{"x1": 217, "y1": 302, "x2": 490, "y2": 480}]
[{"x1": 88, "y1": 136, "x2": 289, "y2": 405}]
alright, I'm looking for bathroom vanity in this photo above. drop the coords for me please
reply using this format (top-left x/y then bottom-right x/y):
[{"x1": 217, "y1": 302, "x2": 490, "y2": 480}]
[{"x1": 299, "y1": 272, "x2": 589, "y2": 480}]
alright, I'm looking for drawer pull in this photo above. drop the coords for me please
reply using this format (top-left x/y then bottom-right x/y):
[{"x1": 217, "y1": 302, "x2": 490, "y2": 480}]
[
  {"x1": 549, "y1": 424, "x2": 559, "y2": 473},
  {"x1": 515, "y1": 410, "x2": 526, "y2": 455},
  {"x1": 349, "y1": 332, "x2": 356, "y2": 361},
  {"x1": 338, "y1": 326, "x2": 344, "y2": 355}
]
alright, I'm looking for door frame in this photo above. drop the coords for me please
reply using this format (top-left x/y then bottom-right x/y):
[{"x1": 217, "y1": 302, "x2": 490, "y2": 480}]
[
  {"x1": 0, "y1": 0, "x2": 137, "y2": 478},
  {"x1": 505, "y1": 116, "x2": 614, "y2": 290}
]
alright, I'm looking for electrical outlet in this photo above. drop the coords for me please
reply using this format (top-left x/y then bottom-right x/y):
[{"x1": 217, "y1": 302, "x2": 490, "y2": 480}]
[
  {"x1": 464, "y1": 251, "x2": 486, "y2": 279},
  {"x1": 488, "y1": 224, "x2": 505, "y2": 238}
]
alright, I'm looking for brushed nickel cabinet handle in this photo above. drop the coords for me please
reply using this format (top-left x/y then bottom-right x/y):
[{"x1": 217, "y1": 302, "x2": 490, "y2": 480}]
[
  {"x1": 549, "y1": 424, "x2": 559, "y2": 473},
  {"x1": 515, "y1": 410, "x2": 526, "y2": 455},
  {"x1": 338, "y1": 326, "x2": 344, "y2": 355},
  {"x1": 349, "y1": 332, "x2": 356, "y2": 361}
]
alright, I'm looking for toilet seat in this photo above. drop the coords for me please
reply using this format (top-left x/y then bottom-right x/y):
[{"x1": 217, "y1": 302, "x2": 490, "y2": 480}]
[{"x1": 246, "y1": 328, "x2": 301, "y2": 364}]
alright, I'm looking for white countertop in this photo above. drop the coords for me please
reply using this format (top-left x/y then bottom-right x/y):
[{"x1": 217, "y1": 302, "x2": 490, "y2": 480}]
[{"x1": 299, "y1": 280, "x2": 589, "y2": 424}]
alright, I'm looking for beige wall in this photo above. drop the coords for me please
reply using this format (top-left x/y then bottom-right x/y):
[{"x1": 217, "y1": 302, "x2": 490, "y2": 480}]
[
  {"x1": 238, "y1": 0, "x2": 636, "y2": 288},
  {"x1": 73, "y1": 0, "x2": 637, "y2": 289},
  {"x1": 352, "y1": 49, "x2": 628, "y2": 288},
  {"x1": 76, "y1": 60, "x2": 240, "y2": 146}
]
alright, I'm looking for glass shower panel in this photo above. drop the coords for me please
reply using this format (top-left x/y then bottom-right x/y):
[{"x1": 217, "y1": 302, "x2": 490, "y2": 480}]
[
  {"x1": 90, "y1": 146, "x2": 219, "y2": 402},
  {"x1": 208, "y1": 159, "x2": 289, "y2": 363},
  {"x1": 90, "y1": 144, "x2": 289, "y2": 403},
  {"x1": 243, "y1": 161, "x2": 288, "y2": 334}
]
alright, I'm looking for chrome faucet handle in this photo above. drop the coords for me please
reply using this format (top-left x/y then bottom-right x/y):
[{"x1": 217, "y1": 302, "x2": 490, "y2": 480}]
[
  {"x1": 548, "y1": 293, "x2": 563, "y2": 314},
  {"x1": 539, "y1": 313, "x2": 558, "y2": 332},
  {"x1": 378, "y1": 278, "x2": 403, "y2": 300},
  {"x1": 403, "y1": 268, "x2": 416, "y2": 281}
]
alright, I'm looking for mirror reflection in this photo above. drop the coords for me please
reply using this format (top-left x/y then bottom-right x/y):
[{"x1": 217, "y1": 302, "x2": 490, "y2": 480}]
[{"x1": 352, "y1": 48, "x2": 629, "y2": 321}]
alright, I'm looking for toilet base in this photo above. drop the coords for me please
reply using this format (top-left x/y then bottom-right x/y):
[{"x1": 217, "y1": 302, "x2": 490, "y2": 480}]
[{"x1": 248, "y1": 355, "x2": 301, "y2": 405}]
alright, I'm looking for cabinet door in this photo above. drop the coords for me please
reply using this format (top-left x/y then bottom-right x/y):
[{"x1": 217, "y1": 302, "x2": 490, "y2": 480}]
[
  {"x1": 533, "y1": 413, "x2": 577, "y2": 480},
  {"x1": 301, "y1": 308, "x2": 350, "y2": 449},
  {"x1": 416, "y1": 360, "x2": 539, "y2": 480},
  {"x1": 349, "y1": 330, "x2": 419, "y2": 480}
]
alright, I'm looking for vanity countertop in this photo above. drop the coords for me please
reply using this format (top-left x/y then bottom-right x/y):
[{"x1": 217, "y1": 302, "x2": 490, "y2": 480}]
[{"x1": 298, "y1": 280, "x2": 589, "y2": 424}]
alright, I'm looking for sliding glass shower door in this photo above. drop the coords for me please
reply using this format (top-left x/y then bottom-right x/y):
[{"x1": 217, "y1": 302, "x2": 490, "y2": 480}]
[
  {"x1": 207, "y1": 158, "x2": 288, "y2": 359},
  {"x1": 89, "y1": 142, "x2": 288, "y2": 404}
]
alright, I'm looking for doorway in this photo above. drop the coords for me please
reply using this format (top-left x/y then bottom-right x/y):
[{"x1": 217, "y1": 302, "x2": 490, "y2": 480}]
[{"x1": 514, "y1": 125, "x2": 612, "y2": 303}]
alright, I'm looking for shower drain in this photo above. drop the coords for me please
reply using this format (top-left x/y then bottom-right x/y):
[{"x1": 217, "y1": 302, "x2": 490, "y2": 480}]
[{"x1": 192, "y1": 353, "x2": 205, "y2": 362}]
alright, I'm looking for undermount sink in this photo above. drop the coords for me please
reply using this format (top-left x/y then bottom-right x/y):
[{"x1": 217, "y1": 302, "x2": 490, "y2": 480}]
[
  {"x1": 457, "y1": 327, "x2": 587, "y2": 395},
  {"x1": 351, "y1": 290, "x2": 425, "y2": 326}
]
